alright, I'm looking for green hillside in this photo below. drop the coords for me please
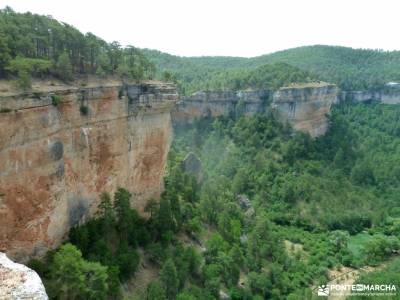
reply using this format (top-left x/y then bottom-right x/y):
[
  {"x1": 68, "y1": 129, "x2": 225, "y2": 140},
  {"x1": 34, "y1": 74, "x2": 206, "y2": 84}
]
[
  {"x1": 33, "y1": 101, "x2": 400, "y2": 299},
  {"x1": 3, "y1": 6, "x2": 399, "y2": 94},
  {"x1": 0, "y1": 7, "x2": 155, "y2": 88},
  {"x1": 144, "y1": 45, "x2": 400, "y2": 93}
]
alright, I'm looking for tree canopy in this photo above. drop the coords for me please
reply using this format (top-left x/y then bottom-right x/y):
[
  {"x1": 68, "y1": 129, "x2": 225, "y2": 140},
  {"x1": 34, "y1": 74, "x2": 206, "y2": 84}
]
[{"x1": 0, "y1": 7, "x2": 155, "y2": 87}]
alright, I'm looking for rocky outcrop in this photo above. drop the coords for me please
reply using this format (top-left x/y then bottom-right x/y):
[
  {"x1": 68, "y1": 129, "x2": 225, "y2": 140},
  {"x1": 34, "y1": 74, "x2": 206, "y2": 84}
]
[
  {"x1": 237, "y1": 194, "x2": 255, "y2": 218},
  {"x1": 272, "y1": 83, "x2": 339, "y2": 137},
  {"x1": 0, "y1": 252, "x2": 48, "y2": 299},
  {"x1": 341, "y1": 89, "x2": 400, "y2": 104},
  {"x1": 0, "y1": 79, "x2": 178, "y2": 261},
  {"x1": 172, "y1": 90, "x2": 270, "y2": 124},
  {"x1": 172, "y1": 83, "x2": 339, "y2": 137},
  {"x1": 380, "y1": 91, "x2": 400, "y2": 104},
  {"x1": 237, "y1": 194, "x2": 252, "y2": 210},
  {"x1": 340, "y1": 91, "x2": 380, "y2": 103},
  {"x1": 181, "y1": 152, "x2": 203, "y2": 183}
]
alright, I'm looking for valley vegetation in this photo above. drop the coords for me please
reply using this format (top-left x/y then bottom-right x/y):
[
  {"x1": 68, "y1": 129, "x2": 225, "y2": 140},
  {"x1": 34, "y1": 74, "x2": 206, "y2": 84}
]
[
  {"x1": 30, "y1": 101, "x2": 400, "y2": 299},
  {"x1": 3, "y1": 5, "x2": 400, "y2": 300}
]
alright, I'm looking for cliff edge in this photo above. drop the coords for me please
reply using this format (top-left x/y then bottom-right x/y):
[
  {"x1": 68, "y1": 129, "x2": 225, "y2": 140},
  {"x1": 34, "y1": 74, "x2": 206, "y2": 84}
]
[
  {"x1": 0, "y1": 78, "x2": 178, "y2": 261},
  {"x1": 272, "y1": 82, "x2": 339, "y2": 137},
  {"x1": 172, "y1": 82, "x2": 338, "y2": 138}
]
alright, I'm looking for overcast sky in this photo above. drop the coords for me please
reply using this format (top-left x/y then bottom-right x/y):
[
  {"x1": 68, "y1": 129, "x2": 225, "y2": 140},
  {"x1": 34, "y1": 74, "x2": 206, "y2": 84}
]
[{"x1": 2, "y1": 0, "x2": 400, "y2": 57}]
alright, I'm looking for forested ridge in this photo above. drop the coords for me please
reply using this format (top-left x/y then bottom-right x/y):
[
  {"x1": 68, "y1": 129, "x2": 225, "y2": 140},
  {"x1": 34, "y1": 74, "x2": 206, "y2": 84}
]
[
  {"x1": 144, "y1": 45, "x2": 400, "y2": 94},
  {"x1": 4, "y1": 7, "x2": 400, "y2": 95},
  {"x1": 0, "y1": 7, "x2": 155, "y2": 89}
]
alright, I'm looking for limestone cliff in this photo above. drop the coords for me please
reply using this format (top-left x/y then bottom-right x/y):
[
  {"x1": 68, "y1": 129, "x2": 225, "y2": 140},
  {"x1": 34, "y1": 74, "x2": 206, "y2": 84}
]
[
  {"x1": 172, "y1": 83, "x2": 338, "y2": 138},
  {"x1": 172, "y1": 90, "x2": 270, "y2": 124},
  {"x1": 341, "y1": 89, "x2": 400, "y2": 104},
  {"x1": 0, "y1": 252, "x2": 48, "y2": 299},
  {"x1": 0, "y1": 79, "x2": 178, "y2": 261},
  {"x1": 272, "y1": 83, "x2": 339, "y2": 137}
]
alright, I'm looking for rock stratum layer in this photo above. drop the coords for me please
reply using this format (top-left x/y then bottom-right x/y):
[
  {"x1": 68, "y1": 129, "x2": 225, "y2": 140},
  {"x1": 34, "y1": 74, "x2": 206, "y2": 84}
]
[
  {"x1": 272, "y1": 83, "x2": 339, "y2": 137},
  {"x1": 0, "y1": 80, "x2": 178, "y2": 261},
  {"x1": 172, "y1": 90, "x2": 270, "y2": 124},
  {"x1": 173, "y1": 83, "x2": 339, "y2": 138},
  {"x1": 341, "y1": 89, "x2": 400, "y2": 104},
  {"x1": 0, "y1": 252, "x2": 48, "y2": 299}
]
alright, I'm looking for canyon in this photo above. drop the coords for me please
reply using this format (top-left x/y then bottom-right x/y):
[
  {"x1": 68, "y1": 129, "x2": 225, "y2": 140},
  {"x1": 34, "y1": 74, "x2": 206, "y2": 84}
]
[
  {"x1": 2, "y1": 78, "x2": 400, "y2": 262},
  {"x1": 173, "y1": 84, "x2": 400, "y2": 137},
  {"x1": 0, "y1": 79, "x2": 178, "y2": 261}
]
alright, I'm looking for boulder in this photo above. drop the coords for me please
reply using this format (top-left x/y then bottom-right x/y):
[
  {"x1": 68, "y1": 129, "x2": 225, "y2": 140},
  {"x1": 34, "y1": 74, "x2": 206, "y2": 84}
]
[
  {"x1": 244, "y1": 207, "x2": 255, "y2": 218},
  {"x1": 0, "y1": 252, "x2": 48, "y2": 299},
  {"x1": 219, "y1": 290, "x2": 230, "y2": 299},
  {"x1": 237, "y1": 194, "x2": 252, "y2": 210}
]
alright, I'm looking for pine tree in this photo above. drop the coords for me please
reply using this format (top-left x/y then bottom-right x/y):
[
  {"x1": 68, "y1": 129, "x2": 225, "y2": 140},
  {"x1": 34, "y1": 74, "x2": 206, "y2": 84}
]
[
  {"x1": 146, "y1": 280, "x2": 166, "y2": 300},
  {"x1": 160, "y1": 258, "x2": 179, "y2": 300},
  {"x1": 114, "y1": 188, "x2": 132, "y2": 241},
  {"x1": 98, "y1": 192, "x2": 115, "y2": 239},
  {"x1": 56, "y1": 52, "x2": 73, "y2": 81}
]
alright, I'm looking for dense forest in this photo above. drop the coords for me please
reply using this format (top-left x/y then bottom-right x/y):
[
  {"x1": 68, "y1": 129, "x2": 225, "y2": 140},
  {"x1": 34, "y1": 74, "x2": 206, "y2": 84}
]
[
  {"x1": 30, "y1": 101, "x2": 400, "y2": 299},
  {"x1": 144, "y1": 46, "x2": 400, "y2": 94},
  {"x1": 3, "y1": 6, "x2": 400, "y2": 299},
  {"x1": 0, "y1": 7, "x2": 155, "y2": 88},
  {"x1": 4, "y1": 7, "x2": 400, "y2": 95},
  {"x1": 158, "y1": 60, "x2": 315, "y2": 95},
  {"x1": 0, "y1": 7, "x2": 313, "y2": 93}
]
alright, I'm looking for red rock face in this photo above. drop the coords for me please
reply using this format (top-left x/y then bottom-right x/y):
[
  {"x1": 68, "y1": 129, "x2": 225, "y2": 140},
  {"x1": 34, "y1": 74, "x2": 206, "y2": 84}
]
[{"x1": 0, "y1": 82, "x2": 178, "y2": 261}]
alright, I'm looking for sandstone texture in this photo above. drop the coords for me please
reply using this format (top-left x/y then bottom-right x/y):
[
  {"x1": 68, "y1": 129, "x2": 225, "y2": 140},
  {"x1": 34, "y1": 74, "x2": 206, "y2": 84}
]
[
  {"x1": 272, "y1": 83, "x2": 339, "y2": 137},
  {"x1": 172, "y1": 90, "x2": 270, "y2": 124},
  {"x1": 0, "y1": 79, "x2": 178, "y2": 261},
  {"x1": 0, "y1": 252, "x2": 48, "y2": 299}
]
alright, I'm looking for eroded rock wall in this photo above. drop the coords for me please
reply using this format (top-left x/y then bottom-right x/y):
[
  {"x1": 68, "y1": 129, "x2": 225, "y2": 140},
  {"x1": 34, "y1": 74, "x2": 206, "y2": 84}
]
[
  {"x1": 0, "y1": 81, "x2": 177, "y2": 261},
  {"x1": 172, "y1": 90, "x2": 270, "y2": 124},
  {"x1": 341, "y1": 89, "x2": 400, "y2": 104},
  {"x1": 272, "y1": 83, "x2": 339, "y2": 137},
  {"x1": 173, "y1": 84, "x2": 338, "y2": 138}
]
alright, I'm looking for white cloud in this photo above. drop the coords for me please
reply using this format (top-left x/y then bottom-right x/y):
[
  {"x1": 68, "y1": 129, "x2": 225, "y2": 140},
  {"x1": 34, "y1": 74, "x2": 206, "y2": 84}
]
[{"x1": 2, "y1": 0, "x2": 399, "y2": 57}]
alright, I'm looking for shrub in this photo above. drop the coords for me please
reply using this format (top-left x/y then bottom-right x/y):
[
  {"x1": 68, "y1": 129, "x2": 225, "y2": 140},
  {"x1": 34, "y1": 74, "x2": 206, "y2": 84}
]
[
  {"x1": 118, "y1": 88, "x2": 124, "y2": 99},
  {"x1": 0, "y1": 108, "x2": 12, "y2": 113},
  {"x1": 51, "y1": 94, "x2": 62, "y2": 106},
  {"x1": 33, "y1": 92, "x2": 42, "y2": 99},
  {"x1": 16, "y1": 69, "x2": 31, "y2": 89},
  {"x1": 80, "y1": 105, "x2": 89, "y2": 115}
]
